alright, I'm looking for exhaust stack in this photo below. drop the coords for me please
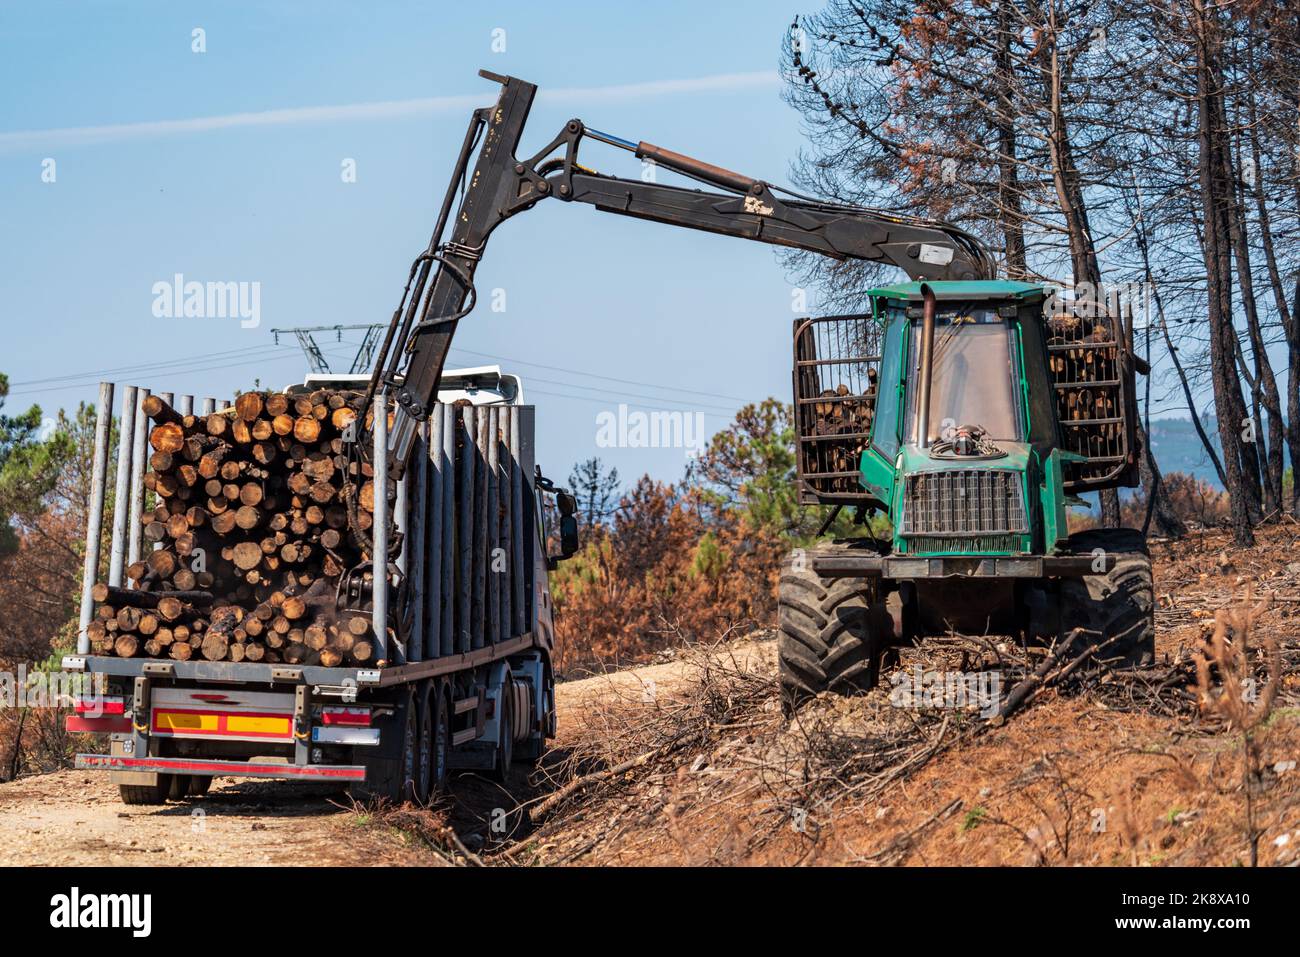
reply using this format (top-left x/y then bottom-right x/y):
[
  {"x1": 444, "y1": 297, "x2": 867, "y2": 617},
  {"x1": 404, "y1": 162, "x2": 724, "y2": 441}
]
[{"x1": 915, "y1": 283, "x2": 937, "y2": 448}]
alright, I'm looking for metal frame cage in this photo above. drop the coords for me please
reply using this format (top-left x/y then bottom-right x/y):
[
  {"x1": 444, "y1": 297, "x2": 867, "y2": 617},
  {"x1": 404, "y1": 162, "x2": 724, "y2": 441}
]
[
  {"x1": 793, "y1": 314, "x2": 881, "y2": 505},
  {"x1": 1047, "y1": 305, "x2": 1140, "y2": 491}
]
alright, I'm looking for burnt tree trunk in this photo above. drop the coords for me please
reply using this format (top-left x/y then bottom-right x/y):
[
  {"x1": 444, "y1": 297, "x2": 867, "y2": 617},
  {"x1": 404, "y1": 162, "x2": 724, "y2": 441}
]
[
  {"x1": 994, "y1": 0, "x2": 1026, "y2": 277},
  {"x1": 1194, "y1": 0, "x2": 1255, "y2": 545}
]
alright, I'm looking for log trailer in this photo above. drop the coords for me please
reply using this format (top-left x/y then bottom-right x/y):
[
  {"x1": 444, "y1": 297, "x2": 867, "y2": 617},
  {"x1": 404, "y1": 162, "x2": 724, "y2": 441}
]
[{"x1": 66, "y1": 367, "x2": 578, "y2": 804}]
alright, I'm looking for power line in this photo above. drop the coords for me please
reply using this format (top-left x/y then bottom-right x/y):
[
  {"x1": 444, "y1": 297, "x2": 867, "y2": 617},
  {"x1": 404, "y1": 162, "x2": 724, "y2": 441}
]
[
  {"x1": 270, "y1": 323, "x2": 387, "y2": 374},
  {"x1": 5, "y1": 349, "x2": 308, "y2": 397},
  {"x1": 517, "y1": 373, "x2": 742, "y2": 414},
  {"x1": 8, "y1": 343, "x2": 276, "y2": 388},
  {"x1": 445, "y1": 345, "x2": 754, "y2": 403},
  {"x1": 8, "y1": 330, "x2": 387, "y2": 398},
  {"x1": 525, "y1": 385, "x2": 732, "y2": 418},
  {"x1": 442, "y1": 347, "x2": 749, "y2": 413},
  {"x1": 4, "y1": 331, "x2": 759, "y2": 427}
]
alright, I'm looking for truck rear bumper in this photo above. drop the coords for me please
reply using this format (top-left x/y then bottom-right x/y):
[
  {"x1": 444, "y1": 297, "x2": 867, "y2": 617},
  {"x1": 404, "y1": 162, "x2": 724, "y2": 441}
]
[
  {"x1": 812, "y1": 553, "x2": 1111, "y2": 579},
  {"x1": 76, "y1": 753, "x2": 366, "y2": 781}
]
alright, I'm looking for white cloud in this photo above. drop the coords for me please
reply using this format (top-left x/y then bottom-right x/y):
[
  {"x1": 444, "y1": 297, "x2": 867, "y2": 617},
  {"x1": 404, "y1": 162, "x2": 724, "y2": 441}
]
[{"x1": 0, "y1": 71, "x2": 779, "y2": 153}]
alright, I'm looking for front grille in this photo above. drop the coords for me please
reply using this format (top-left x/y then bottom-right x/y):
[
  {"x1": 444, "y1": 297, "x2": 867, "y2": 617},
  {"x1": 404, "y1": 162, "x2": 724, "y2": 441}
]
[
  {"x1": 903, "y1": 534, "x2": 1025, "y2": 555},
  {"x1": 900, "y1": 469, "x2": 1028, "y2": 538}
]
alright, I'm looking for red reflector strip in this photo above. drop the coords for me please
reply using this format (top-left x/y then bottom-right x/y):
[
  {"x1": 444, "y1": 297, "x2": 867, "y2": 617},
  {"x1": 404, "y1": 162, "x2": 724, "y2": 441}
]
[
  {"x1": 75, "y1": 754, "x2": 367, "y2": 781},
  {"x1": 74, "y1": 697, "x2": 125, "y2": 715},
  {"x1": 65, "y1": 715, "x2": 132, "y2": 734},
  {"x1": 321, "y1": 707, "x2": 371, "y2": 727}
]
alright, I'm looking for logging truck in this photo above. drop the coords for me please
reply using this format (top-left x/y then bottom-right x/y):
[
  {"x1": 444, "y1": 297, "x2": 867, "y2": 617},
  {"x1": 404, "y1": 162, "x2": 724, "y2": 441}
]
[{"x1": 64, "y1": 366, "x2": 579, "y2": 805}]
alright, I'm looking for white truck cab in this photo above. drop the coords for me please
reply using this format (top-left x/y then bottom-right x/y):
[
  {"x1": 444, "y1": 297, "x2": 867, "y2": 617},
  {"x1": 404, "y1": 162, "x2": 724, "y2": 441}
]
[{"x1": 295, "y1": 365, "x2": 524, "y2": 407}]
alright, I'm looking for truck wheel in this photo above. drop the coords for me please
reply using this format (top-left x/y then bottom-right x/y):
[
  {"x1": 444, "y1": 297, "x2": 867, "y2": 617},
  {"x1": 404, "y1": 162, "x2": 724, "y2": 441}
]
[
  {"x1": 188, "y1": 776, "x2": 212, "y2": 797},
  {"x1": 398, "y1": 689, "x2": 420, "y2": 804},
  {"x1": 166, "y1": 774, "x2": 192, "y2": 801},
  {"x1": 542, "y1": 661, "x2": 556, "y2": 739},
  {"x1": 119, "y1": 774, "x2": 173, "y2": 806},
  {"x1": 778, "y1": 552, "x2": 883, "y2": 713},
  {"x1": 493, "y1": 680, "x2": 515, "y2": 784},
  {"x1": 1061, "y1": 528, "x2": 1155, "y2": 668},
  {"x1": 431, "y1": 685, "x2": 450, "y2": 793},
  {"x1": 414, "y1": 685, "x2": 434, "y2": 805},
  {"x1": 517, "y1": 659, "x2": 555, "y2": 763}
]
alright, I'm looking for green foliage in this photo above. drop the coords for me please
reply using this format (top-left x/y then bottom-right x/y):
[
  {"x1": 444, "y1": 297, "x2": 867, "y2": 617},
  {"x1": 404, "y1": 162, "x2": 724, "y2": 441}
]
[
  {"x1": 687, "y1": 398, "x2": 809, "y2": 538},
  {"x1": 690, "y1": 531, "x2": 729, "y2": 580},
  {"x1": 686, "y1": 397, "x2": 886, "y2": 546},
  {"x1": 961, "y1": 807, "x2": 988, "y2": 832},
  {"x1": 0, "y1": 373, "x2": 77, "y2": 554},
  {"x1": 549, "y1": 535, "x2": 613, "y2": 593}
]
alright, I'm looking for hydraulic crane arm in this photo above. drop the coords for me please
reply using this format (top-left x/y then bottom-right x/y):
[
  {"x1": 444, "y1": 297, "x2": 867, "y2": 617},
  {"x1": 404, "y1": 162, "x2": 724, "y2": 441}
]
[{"x1": 371, "y1": 70, "x2": 995, "y2": 473}]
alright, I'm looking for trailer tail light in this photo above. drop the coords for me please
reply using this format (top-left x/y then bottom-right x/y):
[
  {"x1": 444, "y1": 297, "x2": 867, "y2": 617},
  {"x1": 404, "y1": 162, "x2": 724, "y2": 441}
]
[
  {"x1": 66, "y1": 696, "x2": 131, "y2": 733},
  {"x1": 73, "y1": 696, "x2": 126, "y2": 716},
  {"x1": 314, "y1": 706, "x2": 377, "y2": 745},
  {"x1": 320, "y1": 706, "x2": 371, "y2": 727}
]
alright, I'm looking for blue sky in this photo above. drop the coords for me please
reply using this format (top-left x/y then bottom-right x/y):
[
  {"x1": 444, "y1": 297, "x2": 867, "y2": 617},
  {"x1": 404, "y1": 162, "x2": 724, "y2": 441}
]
[{"x1": 0, "y1": 0, "x2": 835, "y2": 485}]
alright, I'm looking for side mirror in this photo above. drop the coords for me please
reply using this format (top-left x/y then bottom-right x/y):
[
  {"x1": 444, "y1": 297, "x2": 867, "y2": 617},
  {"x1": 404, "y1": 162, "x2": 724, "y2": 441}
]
[
  {"x1": 548, "y1": 488, "x2": 580, "y2": 570},
  {"x1": 557, "y1": 489, "x2": 577, "y2": 518}
]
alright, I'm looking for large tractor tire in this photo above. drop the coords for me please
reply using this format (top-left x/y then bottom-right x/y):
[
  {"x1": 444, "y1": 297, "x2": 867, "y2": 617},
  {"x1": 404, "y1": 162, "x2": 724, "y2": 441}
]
[
  {"x1": 1059, "y1": 528, "x2": 1155, "y2": 668},
  {"x1": 778, "y1": 551, "x2": 884, "y2": 712}
]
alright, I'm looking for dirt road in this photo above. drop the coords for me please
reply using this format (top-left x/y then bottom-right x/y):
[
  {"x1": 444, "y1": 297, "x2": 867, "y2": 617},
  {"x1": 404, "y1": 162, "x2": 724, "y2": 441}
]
[
  {"x1": 0, "y1": 640, "x2": 754, "y2": 867},
  {"x1": 0, "y1": 772, "x2": 435, "y2": 866}
]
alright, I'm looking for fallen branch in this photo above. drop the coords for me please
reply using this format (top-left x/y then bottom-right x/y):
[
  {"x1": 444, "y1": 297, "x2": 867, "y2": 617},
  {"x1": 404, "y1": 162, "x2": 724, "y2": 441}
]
[
  {"x1": 529, "y1": 744, "x2": 673, "y2": 824},
  {"x1": 995, "y1": 626, "x2": 1126, "y2": 723}
]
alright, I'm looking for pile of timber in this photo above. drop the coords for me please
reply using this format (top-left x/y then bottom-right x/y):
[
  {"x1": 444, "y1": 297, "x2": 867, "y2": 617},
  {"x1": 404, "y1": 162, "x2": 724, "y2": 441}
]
[
  {"x1": 85, "y1": 389, "x2": 392, "y2": 666},
  {"x1": 805, "y1": 374, "x2": 878, "y2": 494},
  {"x1": 1047, "y1": 314, "x2": 1124, "y2": 452}
]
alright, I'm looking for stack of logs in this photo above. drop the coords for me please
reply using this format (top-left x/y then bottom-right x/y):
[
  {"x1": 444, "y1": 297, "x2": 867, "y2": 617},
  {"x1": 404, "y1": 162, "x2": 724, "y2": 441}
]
[
  {"x1": 85, "y1": 389, "x2": 392, "y2": 666},
  {"x1": 806, "y1": 372, "x2": 878, "y2": 494},
  {"x1": 1047, "y1": 314, "x2": 1123, "y2": 447}
]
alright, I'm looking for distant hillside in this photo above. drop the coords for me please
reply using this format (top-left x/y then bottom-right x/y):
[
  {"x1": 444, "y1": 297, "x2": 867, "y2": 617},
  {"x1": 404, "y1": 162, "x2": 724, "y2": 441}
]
[{"x1": 1146, "y1": 417, "x2": 1224, "y2": 489}]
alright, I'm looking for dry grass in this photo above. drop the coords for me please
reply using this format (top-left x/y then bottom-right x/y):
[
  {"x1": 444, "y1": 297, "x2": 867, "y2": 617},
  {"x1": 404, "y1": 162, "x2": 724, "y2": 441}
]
[
  {"x1": 1191, "y1": 593, "x2": 1283, "y2": 865},
  {"x1": 364, "y1": 524, "x2": 1300, "y2": 866}
]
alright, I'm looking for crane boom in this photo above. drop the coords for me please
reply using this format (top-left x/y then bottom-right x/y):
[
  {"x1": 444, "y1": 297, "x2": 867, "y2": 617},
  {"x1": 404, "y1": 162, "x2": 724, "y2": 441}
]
[{"x1": 372, "y1": 71, "x2": 995, "y2": 473}]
